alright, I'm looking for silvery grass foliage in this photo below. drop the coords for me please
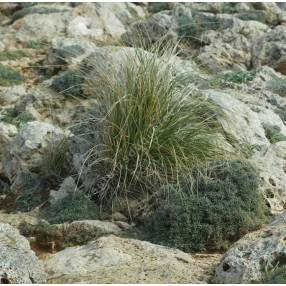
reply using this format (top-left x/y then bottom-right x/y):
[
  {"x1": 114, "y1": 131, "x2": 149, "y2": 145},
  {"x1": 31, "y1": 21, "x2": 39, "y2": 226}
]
[{"x1": 76, "y1": 43, "x2": 228, "y2": 207}]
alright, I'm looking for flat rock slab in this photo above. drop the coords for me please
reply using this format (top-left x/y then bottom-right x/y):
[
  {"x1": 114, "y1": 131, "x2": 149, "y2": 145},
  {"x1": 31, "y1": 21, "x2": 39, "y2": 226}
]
[{"x1": 44, "y1": 234, "x2": 220, "y2": 283}]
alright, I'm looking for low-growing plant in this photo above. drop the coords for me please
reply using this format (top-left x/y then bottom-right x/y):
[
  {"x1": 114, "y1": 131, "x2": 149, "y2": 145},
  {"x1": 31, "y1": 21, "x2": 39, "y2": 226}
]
[
  {"x1": 222, "y1": 70, "x2": 255, "y2": 84},
  {"x1": 143, "y1": 160, "x2": 270, "y2": 252},
  {"x1": 0, "y1": 50, "x2": 27, "y2": 61},
  {"x1": 177, "y1": 11, "x2": 221, "y2": 44},
  {"x1": 26, "y1": 40, "x2": 46, "y2": 49},
  {"x1": 78, "y1": 45, "x2": 227, "y2": 207},
  {"x1": 263, "y1": 123, "x2": 286, "y2": 144},
  {"x1": 15, "y1": 172, "x2": 45, "y2": 212},
  {"x1": 266, "y1": 76, "x2": 286, "y2": 97},
  {"x1": 0, "y1": 64, "x2": 23, "y2": 86},
  {"x1": 261, "y1": 265, "x2": 286, "y2": 284},
  {"x1": 51, "y1": 70, "x2": 85, "y2": 97},
  {"x1": 41, "y1": 191, "x2": 100, "y2": 224},
  {"x1": 39, "y1": 138, "x2": 74, "y2": 185},
  {"x1": 0, "y1": 108, "x2": 34, "y2": 127}
]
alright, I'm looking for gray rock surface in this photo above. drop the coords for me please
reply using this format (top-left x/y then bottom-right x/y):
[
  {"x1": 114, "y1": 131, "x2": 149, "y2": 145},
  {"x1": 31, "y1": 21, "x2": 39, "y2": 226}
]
[
  {"x1": 214, "y1": 212, "x2": 286, "y2": 283},
  {"x1": 44, "y1": 235, "x2": 219, "y2": 283},
  {"x1": 0, "y1": 223, "x2": 46, "y2": 283},
  {"x1": 3, "y1": 121, "x2": 68, "y2": 180},
  {"x1": 252, "y1": 25, "x2": 286, "y2": 74}
]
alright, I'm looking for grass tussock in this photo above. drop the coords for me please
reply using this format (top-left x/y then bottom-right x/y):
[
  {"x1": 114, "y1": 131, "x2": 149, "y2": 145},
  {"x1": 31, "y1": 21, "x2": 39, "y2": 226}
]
[{"x1": 78, "y1": 44, "x2": 228, "y2": 206}]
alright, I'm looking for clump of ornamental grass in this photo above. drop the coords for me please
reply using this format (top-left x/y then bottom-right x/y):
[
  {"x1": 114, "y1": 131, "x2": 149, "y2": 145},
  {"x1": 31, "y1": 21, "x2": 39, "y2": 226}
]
[{"x1": 78, "y1": 43, "x2": 227, "y2": 207}]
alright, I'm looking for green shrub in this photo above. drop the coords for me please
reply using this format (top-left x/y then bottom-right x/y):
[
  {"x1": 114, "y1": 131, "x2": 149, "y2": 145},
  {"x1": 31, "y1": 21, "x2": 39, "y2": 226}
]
[
  {"x1": 147, "y1": 3, "x2": 173, "y2": 14},
  {"x1": 275, "y1": 107, "x2": 286, "y2": 124},
  {"x1": 15, "y1": 172, "x2": 45, "y2": 212},
  {"x1": 41, "y1": 192, "x2": 100, "y2": 224},
  {"x1": 0, "y1": 108, "x2": 34, "y2": 127},
  {"x1": 26, "y1": 40, "x2": 46, "y2": 49},
  {"x1": 0, "y1": 50, "x2": 27, "y2": 61},
  {"x1": 0, "y1": 64, "x2": 23, "y2": 86},
  {"x1": 143, "y1": 160, "x2": 270, "y2": 252},
  {"x1": 39, "y1": 138, "x2": 74, "y2": 185},
  {"x1": 222, "y1": 70, "x2": 255, "y2": 84},
  {"x1": 236, "y1": 11, "x2": 268, "y2": 24},
  {"x1": 263, "y1": 123, "x2": 286, "y2": 144},
  {"x1": 78, "y1": 46, "x2": 226, "y2": 206},
  {"x1": 51, "y1": 70, "x2": 84, "y2": 97},
  {"x1": 261, "y1": 266, "x2": 286, "y2": 284},
  {"x1": 266, "y1": 77, "x2": 286, "y2": 97}
]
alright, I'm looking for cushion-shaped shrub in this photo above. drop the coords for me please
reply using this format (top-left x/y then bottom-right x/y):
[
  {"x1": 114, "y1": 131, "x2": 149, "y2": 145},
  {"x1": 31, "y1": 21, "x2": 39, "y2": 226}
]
[
  {"x1": 41, "y1": 192, "x2": 99, "y2": 224},
  {"x1": 143, "y1": 160, "x2": 270, "y2": 252}
]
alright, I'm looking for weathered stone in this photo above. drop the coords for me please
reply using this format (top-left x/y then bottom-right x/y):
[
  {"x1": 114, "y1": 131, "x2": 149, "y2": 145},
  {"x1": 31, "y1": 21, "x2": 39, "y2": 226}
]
[
  {"x1": 49, "y1": 176, "x2": 77, "y2": 205},
  {"x1": 214, "y1": 212, "x2": 286, "y2": 283},
  {"x1": 198, "y1": 17, "x2": 269, "y2": 71},
  {"x1": 44, "y1": 235, "x2": 217, "y2": 283},
  {"x1": 252, "y1": 26, "x2": 286, "y2": 75},
  {"x1": 0, "y1": 223, "x2": 46, "y2": 283},
  {"x1": 249, "y1": 142, "x2": 286, "y2": 212},
  {"x1": 3, "y1": 121, "x2": 68, "y2": 180}
]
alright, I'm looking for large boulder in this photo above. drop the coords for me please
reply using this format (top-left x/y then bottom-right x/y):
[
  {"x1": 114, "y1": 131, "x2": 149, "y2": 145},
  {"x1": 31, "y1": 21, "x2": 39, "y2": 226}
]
[
  {"x1": 252, "y1": 26, "x2": 286, "y2": 75},
  {"x1": 213, "y1": 212, "x2": 286, "y2": 283},
  {"x1": 0, "y1": 223, "x2": 46, "y2": 283},
  {"x1": 44, "y1": 235, "x2": 219, "y2": 283}
]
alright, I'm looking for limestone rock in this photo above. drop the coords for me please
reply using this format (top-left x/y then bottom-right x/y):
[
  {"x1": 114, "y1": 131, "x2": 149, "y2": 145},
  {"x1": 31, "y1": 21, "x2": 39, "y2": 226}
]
[
  {"x1": 252, "y1": 26, "x2": 286, "y2": 74},
  {"x1": 49, "y1": 176, "x2": 76, "y2": 205},
  {"x1": 0, "y1": 223, "x2": 46, "y2": 283},
  {"x1": 0, "y1": 84, "x2": 26, "y2": 105},
  {"x1": 0, "y1": 211, "x2": 39, "y2": 228},
  {"x1": 3, "y1": 121, "x2": 68, "y2": 180},
  {"x1": 213, "y1": 212, "x2": 286, "y2": 283},
  {"x1": 198, "y1": 16, "x2": 269, "y2": 71},
  {"x1": 14, "y1": 11, "x2": 70, "y2": 43},
  {"x1": 44, "y1": 235, "x2": 216, "y2": 283},
  {"x1": 249, "y1": 142, "x2": 286, "y2": 212},
  {"x1": 205, "y1": 90, "x2": 269, "y2": 146}
]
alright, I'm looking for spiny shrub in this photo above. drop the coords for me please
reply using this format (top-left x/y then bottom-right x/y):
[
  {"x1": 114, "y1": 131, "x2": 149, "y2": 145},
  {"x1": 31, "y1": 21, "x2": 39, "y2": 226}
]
[
  {"x1": 143, "y1": 160, "x2": 270, "y2": 252},
  {"x1": 263, "y1": 123, "x2": 286, "y2": 144},
  {"x1": 261, "y1": 266, "x2": 286, "y2": 284},
  {"x1": 41, "y1": 192, "x2": 99, "y2": 224},
  {"x1": 78, "y1": 45, "x2": 226, "y2": 206},
  {"x1": 51, "y1": 70, "x2": 84, "y2": 97},
  {"x1": 0, "y1": 64, "x2": 23, "y2": 86},
  {"x1": 222, "y1": 70, "x2": 255, "y2": 84}
]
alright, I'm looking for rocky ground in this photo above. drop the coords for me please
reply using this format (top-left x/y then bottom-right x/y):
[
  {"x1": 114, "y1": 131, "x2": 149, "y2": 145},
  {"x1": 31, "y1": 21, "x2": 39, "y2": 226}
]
[{"x1": 1, "y1": 2, "x2": 286, "y2": 284}]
